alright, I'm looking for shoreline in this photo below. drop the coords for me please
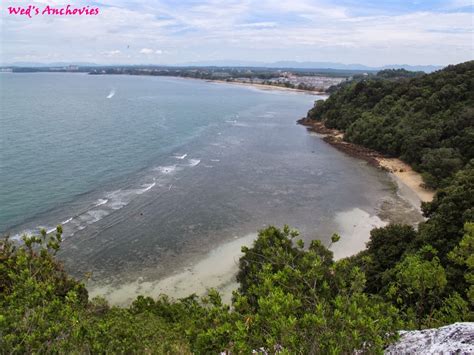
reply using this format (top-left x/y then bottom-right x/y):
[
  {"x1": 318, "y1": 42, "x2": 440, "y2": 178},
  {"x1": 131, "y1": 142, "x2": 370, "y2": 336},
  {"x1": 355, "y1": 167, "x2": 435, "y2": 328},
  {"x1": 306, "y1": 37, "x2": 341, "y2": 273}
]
[
  {"x1": 89, "y1": 87, "x2": 431, "y2": 307},
  {"x1": 153, "y1": 75, "x2": 327, "y2": 95},
  {"x1": 88, "y1": 234, "x2": 257, "y2": 306},
  {"x1": 204, "y1": 79, "x2": 327, "y2": 95},
  {"x1": 88, "y1": 206, "x2": 389, "y2": 305},
  {"x1": 297, "y1": 118, "x2": 435, "y2": 205}
]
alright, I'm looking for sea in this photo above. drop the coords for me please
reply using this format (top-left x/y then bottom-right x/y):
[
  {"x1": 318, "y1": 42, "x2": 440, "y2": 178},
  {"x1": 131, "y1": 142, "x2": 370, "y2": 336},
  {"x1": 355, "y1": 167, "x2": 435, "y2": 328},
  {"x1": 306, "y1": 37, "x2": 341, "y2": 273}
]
[{"x1": 0, "y1": 73, "x2": 422, "y2": 301}]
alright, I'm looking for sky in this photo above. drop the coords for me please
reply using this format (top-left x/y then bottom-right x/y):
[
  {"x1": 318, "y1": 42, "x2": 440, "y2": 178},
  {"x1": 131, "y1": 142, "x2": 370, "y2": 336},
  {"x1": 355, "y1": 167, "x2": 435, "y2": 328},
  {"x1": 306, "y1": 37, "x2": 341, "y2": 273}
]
[{"x1": 1, "y1": 0, "x2": 473, "y2": 66}]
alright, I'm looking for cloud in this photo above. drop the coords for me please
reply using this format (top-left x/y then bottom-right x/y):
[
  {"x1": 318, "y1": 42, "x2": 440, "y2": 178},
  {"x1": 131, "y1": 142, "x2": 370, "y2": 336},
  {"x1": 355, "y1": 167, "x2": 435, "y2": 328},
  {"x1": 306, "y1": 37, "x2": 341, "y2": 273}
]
[
  {"x1": 237, "y1": 22, "x2": 277, "y2": 28},
  {"x1": 2, "y1": 0, "x2": 472, "y2": 66},
  {"x1": 102, "y1": 50, "x2": 122, "y2": 57},
  {"x1": 139, "y1": 48, "x2": 154, "y2": 54},
  {"x1": 139, "y1": 48, "x2": 164, "y2": 55},
  {"x1": 445, "y1": 0, "x2": 474, "y2": 9}
]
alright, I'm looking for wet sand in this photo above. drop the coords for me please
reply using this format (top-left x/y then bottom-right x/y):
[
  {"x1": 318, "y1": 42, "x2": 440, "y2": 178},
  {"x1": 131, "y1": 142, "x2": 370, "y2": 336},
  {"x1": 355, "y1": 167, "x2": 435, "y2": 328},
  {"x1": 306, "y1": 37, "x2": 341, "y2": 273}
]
[
  {"x1": 88, "y1": 234, "x2": 257, "y2": 305},
  {"x1": 88, "y1": 206, "x2": 388, "y2": 305},
  {"x1": 331, "y1": 208, "x2": 386, "y2": 259},
  {"x1": 378, "y1": 158, "x2": 435, "y2": 205}
]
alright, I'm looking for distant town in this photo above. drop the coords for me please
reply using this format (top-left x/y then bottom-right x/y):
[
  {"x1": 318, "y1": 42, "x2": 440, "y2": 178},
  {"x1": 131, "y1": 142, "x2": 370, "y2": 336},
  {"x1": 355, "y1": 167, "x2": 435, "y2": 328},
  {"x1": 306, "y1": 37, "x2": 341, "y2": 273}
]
[
  {"x1": 1, "y1": 64, "x2": 379, "y2": 92},
  {"x1": 1, "y1": 63, "x2": 427, "y2": 92}
]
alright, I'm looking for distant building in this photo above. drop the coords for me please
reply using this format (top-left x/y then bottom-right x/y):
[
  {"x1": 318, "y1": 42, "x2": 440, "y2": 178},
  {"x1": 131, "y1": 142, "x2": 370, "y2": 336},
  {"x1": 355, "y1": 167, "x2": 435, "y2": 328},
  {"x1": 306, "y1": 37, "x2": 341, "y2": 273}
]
[{"x1": 212, "y1": 72, "x2": 231, "y2": 78}]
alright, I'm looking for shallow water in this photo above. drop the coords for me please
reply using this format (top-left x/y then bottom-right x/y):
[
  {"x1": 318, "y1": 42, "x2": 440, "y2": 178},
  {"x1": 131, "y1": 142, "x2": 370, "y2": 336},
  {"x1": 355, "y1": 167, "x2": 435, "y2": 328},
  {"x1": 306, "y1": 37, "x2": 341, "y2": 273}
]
[{"x1": 0, "y1": 73, "x2": 422, "y2": 299}]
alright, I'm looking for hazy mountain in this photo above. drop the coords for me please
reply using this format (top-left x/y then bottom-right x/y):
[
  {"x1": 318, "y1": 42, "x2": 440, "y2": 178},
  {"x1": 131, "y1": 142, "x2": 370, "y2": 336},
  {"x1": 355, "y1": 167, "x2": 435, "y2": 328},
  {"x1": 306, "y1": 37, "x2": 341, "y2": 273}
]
[
  {"x1": 180, "y1": 60, "x2": 443, "y2": 73},
  {"x1": 2, "y1": 60, "x2": 443, "y2": 73}
]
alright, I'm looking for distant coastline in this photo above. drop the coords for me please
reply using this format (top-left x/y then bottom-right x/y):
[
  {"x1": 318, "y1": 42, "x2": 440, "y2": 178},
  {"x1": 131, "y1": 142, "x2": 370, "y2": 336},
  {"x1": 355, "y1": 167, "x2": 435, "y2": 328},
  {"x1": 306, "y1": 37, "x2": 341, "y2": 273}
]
[{"x1": 92, "y1": 72, "x2": 333, "y2": 94}]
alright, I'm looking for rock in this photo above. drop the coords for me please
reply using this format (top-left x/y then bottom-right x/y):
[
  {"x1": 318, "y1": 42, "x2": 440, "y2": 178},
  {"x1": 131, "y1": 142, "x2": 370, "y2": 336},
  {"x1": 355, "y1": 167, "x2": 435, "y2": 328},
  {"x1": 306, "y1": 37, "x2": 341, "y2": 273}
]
[{"x1": 385, "y1": 322, "x2": 474, "y2": 354}]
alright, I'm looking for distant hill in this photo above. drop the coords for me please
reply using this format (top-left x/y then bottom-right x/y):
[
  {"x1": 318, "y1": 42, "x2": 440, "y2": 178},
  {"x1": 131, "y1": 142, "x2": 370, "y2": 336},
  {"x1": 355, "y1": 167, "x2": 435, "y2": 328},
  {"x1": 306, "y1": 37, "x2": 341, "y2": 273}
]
[{"x1": 180, "y1": 60, "x2": 443, "y2": 73}]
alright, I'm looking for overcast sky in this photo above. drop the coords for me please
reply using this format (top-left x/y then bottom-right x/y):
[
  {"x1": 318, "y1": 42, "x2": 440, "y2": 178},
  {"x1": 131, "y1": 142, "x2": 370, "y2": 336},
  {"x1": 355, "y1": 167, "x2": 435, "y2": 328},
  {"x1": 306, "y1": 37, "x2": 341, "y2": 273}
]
[{"x1": 1, "y1": 0, "x2": 473, "y2": 66}]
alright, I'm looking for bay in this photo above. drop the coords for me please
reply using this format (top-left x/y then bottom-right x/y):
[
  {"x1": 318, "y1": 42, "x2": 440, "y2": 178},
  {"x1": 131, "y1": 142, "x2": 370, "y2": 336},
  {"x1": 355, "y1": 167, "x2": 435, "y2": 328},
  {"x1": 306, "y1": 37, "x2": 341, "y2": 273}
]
[{"x1": 0, "y1": 73, "x2": 422, "y2": 302}]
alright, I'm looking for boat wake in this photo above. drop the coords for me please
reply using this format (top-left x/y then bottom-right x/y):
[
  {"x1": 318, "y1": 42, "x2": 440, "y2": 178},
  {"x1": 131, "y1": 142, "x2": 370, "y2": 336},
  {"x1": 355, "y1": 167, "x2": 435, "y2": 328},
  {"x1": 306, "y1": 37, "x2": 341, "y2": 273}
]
[{"x1": 106, "y1": 89, "x2": 116, "y2": 99}]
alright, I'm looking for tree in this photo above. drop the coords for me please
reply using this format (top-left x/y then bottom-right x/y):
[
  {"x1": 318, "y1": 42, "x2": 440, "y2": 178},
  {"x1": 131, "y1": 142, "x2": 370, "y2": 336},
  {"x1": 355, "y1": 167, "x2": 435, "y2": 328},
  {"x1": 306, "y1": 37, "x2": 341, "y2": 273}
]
[
  {"x1": 448, "y1": 222, "x2": 474, "y2": 309},
  {"x1": 387, "y1": 246, "x2": 447, "y2": 329},
  {"x1": 0, "y1": 229, "x2": 190, "y2": 353},
  {"x1": 420, "y1": 148, "x2": 464, "y2": 188},
  {"x1": 230, "y1": 226, "x2": 401, "y2": 353},
  {"x1": 305, "y1": 60, "x2": 474, "y2": 188},
  {"x1": 363, "y1": 225, "x2": 417, "y2": 294}
]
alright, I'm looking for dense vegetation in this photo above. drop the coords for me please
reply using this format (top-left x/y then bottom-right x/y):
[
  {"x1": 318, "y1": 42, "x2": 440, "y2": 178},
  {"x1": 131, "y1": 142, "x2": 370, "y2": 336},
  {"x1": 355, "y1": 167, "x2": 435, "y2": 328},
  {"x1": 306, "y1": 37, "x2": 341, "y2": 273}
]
[
  {"x1": 2, "y1": 166, "x2": 472, "y2": 353},
  {"x1": 2, "y1": 61, "x2": 473, "y2": 353},
  {"x1": 308, "y1": 61, "x2": 474, "y2": 188}
]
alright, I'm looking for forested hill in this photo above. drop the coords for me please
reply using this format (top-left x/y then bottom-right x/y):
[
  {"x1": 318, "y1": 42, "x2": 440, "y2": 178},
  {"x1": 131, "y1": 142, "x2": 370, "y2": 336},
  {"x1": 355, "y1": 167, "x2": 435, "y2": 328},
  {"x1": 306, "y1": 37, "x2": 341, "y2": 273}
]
[{"x1": 307, "y1": 61, "x2": 474, "y2": 188}]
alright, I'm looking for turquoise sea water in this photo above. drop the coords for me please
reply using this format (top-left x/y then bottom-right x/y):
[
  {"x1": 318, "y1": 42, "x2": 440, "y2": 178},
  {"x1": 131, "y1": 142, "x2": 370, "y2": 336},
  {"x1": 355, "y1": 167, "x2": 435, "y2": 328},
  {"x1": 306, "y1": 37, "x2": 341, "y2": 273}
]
[{"x1": 0, "y1": 73, "x2": 419, "y2": 283}]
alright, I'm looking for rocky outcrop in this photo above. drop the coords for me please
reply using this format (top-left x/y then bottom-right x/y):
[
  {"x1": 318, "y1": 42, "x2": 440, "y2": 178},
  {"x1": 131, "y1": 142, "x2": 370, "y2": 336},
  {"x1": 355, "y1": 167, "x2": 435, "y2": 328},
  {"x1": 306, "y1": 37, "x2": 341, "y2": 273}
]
[{"x1": 385, "y1": 323, "x2": 474, "y2": 354}]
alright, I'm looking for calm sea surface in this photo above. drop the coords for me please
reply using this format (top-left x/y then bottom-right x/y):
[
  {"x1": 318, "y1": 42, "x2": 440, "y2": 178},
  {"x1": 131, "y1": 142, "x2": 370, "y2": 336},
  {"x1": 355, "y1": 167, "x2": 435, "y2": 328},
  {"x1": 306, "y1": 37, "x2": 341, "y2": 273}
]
[{"x1": 0, "y1": 73, "x2": 420, "y2": 285}]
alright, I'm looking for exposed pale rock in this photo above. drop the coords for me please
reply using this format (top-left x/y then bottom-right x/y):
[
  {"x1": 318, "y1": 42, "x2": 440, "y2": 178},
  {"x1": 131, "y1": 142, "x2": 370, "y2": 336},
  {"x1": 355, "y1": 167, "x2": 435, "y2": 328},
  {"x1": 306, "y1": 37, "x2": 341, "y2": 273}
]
[{"x1": 385, "y1": 322, "x2": 474, "y2": 354}]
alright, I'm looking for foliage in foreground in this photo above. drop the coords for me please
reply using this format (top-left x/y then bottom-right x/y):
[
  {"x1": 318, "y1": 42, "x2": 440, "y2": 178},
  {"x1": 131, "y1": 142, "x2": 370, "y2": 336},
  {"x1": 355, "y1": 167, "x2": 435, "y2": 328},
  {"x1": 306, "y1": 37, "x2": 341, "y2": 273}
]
[
  {"x1": 1, "y1": 167, "x2": 472, "y2": 354},
  {"x1": 1, "y1": 225, "x2": 472, "y2": 353},
  {"x1": 1, "y1": 226, "x2": 402, "y2": 354},
  {"x1": 0, "y1": 230, "x2": 190, "y2": 354}
]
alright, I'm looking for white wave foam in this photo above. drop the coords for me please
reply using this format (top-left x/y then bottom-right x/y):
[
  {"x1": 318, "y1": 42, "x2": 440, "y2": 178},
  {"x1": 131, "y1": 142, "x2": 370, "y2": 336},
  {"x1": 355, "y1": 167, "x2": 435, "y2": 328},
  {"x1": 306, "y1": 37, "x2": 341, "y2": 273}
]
[
  {"x1": 61, "y1": 217, "x2": 73, "y2": 225},
  {"x1": 94, "y1": 198, "x2": 108, "y2": 206},
  {"x1": 84, "y1": 209, "x2": 109, "y2": 224},
  {"x1": 107, "y1": 89, "x2": 115, "y2": 99},
  {"x1": 137, "y1": 182, "x2": 156, "y2": 194},
  {"x1": 11, "y1": 222, "x2": 67, "y2": 242},
  {"x1": 106, "y1": 190, "x2": 129, "y2": 210},
  {"x1": 210, "y1": 159, "x2": 220, "y2": 162},
  {"x1": 233, "y1": 122, "x2": 250, "y2": 127},
  {"x1": 108, "y1": 199, "x2": 127, "y2": 210},
  {"x1": 10, "y1": 230, "x2": 33, "y2": 241},
  {"x1": 258, "y1": 112, "x2": 276, "y2": 118},
  {"x1": 173, "y1": 153, "x2": 188, "y2": 160},
  {"x1": 188, "y1": 159, "x2": 201, "y2": 167},
  {"x1": 154, "y1": 165, "x2": 178, "y2": 174},
  {"x1": 10, "y1": 235, "x2": 21, "y2": 241}
]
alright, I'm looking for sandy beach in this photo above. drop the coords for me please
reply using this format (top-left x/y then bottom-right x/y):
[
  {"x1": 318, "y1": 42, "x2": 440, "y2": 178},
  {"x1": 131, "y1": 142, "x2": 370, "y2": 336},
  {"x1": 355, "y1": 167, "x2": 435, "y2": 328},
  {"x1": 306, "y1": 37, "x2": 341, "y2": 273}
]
[
  {"x1": 178, "y1": 76, "x2": 327, "y2": 95},
  {"x1": 378, "y1": 158, "x2": 434, "y2": 200},
  {"x1": 213, "y1": 80, "x2": 323, "y2": 94},
  {"x1": 88, "y1": 206, "x2": 387, "y2": 305},
  {"x1": 88, "y1": 234, "x2": 257, "y2": 306}
]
